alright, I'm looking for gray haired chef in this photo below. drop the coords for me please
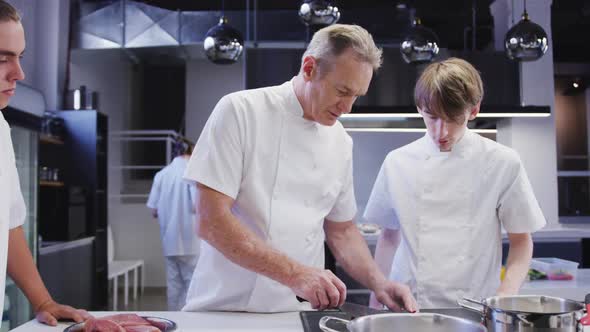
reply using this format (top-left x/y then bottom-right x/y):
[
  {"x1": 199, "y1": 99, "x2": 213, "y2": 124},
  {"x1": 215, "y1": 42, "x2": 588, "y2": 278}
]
[{"x1": 182, "y1": 24, "x2": 417, "y2": 313}]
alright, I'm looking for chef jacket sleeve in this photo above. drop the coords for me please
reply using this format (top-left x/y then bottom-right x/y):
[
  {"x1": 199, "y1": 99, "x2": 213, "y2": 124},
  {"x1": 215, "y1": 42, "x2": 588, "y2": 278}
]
[
  {"x1": 146, "y1": 171, "x2": 162, "y2": 209},
  {"x1": 188, "y1": 181, "x2": 197, "y2": 213},
  {"x1": 184, "y1": 95, "x2": 243, "y2": 200},
  {"x1": 326, "y1": 148, "x2": 357, "y2": 222},
  {"x1": 7, "y1": 137, "x2": 25, "y2": 229},
  {"x1": 497, "y1": 152, "x2": 546, "y2": 233},
  {"x1": 363, "y1": 154, "x2": 401, "y2": 230}
]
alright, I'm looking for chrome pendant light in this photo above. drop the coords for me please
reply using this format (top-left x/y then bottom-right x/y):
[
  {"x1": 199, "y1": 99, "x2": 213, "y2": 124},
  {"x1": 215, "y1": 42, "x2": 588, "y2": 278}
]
[
  {"x1": 504, "y1": 0, "x2": 548, "y2": 61},
  {"x1": 204, "y1": 0, "x2": 244, "y2": 65},
  {"x1": 400, "y1": 17, "x2": 440, "y2": 65},
  {"x1": 298, "y1": 0, "x2": 340, "y2": 26}
]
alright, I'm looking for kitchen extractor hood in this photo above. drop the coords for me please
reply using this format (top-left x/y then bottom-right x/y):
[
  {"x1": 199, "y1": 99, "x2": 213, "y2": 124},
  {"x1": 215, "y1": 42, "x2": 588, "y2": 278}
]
[{"x1": 74, "y1": 1, "x2": 550, "y2": 127}]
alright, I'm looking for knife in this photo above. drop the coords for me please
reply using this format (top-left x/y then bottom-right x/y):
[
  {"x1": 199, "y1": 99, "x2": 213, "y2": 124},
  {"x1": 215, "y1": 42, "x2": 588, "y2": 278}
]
[{"x1": 339, "y1": 302, "x2": 389, "y2": 318}]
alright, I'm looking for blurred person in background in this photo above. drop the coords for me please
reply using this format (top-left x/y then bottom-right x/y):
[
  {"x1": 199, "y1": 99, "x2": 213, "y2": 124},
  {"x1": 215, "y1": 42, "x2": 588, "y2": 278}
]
[{"x1": 147, "y1": 139, "x2": 200, "y2": 311}]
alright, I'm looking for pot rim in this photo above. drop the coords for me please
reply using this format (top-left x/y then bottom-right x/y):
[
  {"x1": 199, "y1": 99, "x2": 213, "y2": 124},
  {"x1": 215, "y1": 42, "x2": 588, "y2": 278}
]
[
  {"x1": 351, "y1": 312, "x2": 486, "y2": 329},
  {"x1": 481, "y1": 295, "x2": 584, "y2": 315}
]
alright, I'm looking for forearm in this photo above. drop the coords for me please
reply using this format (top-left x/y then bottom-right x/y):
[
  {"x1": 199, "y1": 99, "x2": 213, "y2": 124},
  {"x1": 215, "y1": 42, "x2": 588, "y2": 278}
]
[
  {"x1": 199, "y1": 209, "x2": 303, "y2": 286},
  {"x1": 373, "y1": 229, "x2": 400, "y2": 281},
  {"x1": 7, "y1": 227, "x2": 52, "y2": 311},
  {"x1": 325, "y1": 221, "x2": 387, "y2": 291},
  {"x1": 498, "y1": 233, "x2": 533, "y2": 294}
]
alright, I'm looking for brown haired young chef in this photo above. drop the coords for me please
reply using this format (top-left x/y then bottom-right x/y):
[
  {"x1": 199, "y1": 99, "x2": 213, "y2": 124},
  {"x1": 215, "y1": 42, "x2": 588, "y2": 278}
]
[
  {"x1": 365, "y1": 58, "x2": 546, "y2": 309},
  {"x1": 0, "y1": 0, "x2": 91, "y2": 325}
]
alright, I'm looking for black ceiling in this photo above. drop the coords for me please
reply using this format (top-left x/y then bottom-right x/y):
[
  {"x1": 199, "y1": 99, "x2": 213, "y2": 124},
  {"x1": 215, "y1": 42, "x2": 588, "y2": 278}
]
[{"x1": 130, "y1": 0, "x2": 589, "y2": 62}]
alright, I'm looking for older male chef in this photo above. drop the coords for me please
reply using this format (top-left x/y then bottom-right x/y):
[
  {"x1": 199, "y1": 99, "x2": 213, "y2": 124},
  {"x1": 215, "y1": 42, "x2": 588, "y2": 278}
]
[{"x1": 182, "y1": 24, "x2": 417, "y2": 313}]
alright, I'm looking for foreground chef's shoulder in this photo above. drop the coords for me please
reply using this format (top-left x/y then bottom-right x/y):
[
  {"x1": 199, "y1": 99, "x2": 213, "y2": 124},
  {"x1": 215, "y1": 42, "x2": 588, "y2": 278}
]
[
  {"x1": 332, "y1": 120, "x2": 353, "y2": 146},
  {"x1": 478, "y1": 135, "x2": 523, "y2": 173},
  {"x1": 221, "y1": 85, "x2": 282, "y2": 116}
]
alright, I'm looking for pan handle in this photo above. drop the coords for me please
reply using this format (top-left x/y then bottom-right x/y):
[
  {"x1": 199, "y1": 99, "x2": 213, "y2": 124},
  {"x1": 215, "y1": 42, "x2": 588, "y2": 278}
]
[
  {"x1": 457, "y1": 297, "x2": 485, "y2": 315},
  {"x1": 319, "y1": 316, "x2": 350, "y2": 332}
]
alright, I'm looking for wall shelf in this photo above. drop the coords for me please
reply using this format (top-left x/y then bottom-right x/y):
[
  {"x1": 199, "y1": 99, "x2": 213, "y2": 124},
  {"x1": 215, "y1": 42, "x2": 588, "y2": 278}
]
[
  {"x1": 40, "y1": 180, "x2": 65, "y2": 187},
  {"x1": 40, "y1": 135, "x2": 64, "y2": 145}
]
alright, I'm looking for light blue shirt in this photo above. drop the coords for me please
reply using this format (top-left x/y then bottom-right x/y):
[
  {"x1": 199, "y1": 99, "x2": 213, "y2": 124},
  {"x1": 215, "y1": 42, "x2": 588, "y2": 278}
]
[{"x1": 147, "y1": 156, "x2": 200, "y2": 256}]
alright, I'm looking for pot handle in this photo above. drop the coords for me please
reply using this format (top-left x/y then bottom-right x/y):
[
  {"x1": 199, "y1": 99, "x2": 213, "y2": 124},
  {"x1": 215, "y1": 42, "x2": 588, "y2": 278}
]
[
  {"x1": 319, "y1": 316, "x2": 350, "y2": 332},
  {"x1": 457, "y1": 297, "x2": 485, "y2": 314}
]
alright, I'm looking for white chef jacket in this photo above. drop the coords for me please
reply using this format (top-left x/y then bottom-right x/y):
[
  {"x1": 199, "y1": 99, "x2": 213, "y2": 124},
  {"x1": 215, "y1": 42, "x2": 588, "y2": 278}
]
[
  {"x1": 147, "y1": 156, "x2": 200, "y2": 257},
  {"x1": 182, "y1": 78, "x2": 357, "y2": 312},
  {"x1": 363, "y1": 129, "x2": 546, "y2": 308},
  {"x1": 0, "y1": 111, "x2": 26, "y2": 322}
]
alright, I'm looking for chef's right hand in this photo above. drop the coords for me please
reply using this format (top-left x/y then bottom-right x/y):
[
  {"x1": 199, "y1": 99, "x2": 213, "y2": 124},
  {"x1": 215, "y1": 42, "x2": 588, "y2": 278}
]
[{"x1": 288, "y1": 265, "x2": 347, "y2": 310}]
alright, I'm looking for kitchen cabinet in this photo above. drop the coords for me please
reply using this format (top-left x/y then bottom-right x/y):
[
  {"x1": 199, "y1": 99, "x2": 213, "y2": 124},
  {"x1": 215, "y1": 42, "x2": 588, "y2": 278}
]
[
  {"x1": 37, "y1": 110, "x2": 108, "y2": 310},
  {"x1": 38, "y1": 238, "x2": 94, "y2": 309}
]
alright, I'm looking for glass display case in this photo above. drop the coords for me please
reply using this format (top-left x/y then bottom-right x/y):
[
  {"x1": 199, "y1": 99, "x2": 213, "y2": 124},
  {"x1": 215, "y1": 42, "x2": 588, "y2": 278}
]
[{"x1": 1, "y1": 124, "x2": 38, "y2": 331}]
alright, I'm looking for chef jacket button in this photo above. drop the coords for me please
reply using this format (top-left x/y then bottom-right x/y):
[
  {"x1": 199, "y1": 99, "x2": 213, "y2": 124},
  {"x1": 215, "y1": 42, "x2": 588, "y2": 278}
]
[
  {"x1": 304, "y1": 199, "x2": 309, "y2": 207},
  {"x1": 425, "y1": 155, "x2": 431, "y2": 160},
  {"x1": 424, "y1": 187, "x2": 432, "y2": 194}
]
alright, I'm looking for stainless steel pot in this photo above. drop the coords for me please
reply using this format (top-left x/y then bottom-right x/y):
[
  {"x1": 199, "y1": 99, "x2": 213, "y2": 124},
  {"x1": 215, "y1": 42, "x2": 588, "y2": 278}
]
[
  {"x1": 458, "y1": 295, "x2": 586, "y2": 332},
  {"x1": 319, "y1": 312, "x2": 488, "y2": 332}
]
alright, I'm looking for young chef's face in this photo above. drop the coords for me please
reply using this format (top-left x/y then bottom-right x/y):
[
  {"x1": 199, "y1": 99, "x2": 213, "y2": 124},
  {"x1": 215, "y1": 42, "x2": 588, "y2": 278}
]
[
  {"x1": 0, "y1": 19, "x2": 25, "y2": 109},
  {"x1": 303, "y1": 48, "x2": 373, "y2": 126},
  {"x1": 418, "y1": 106, "x2": 478, "y2": 152}
]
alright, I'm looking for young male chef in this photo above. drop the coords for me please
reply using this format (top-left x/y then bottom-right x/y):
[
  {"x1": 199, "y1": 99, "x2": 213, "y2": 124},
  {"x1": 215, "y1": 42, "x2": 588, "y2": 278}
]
[
  {"x1": 0, "y1": 0, "x2": 91, "y2": 325},
  {"x1": 365, "y1": 57, "x2": 546, "y2": 309},
  {"x1": 182, "y1": 24, "x2": 417, "y2": 313}
]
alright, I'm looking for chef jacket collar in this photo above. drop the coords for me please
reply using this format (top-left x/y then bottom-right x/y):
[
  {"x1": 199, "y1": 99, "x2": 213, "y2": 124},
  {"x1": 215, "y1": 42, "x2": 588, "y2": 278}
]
[
  {"x1": 422, "y1": 128, "x2": 475, "y2": 159},
  {"x1": 282, "y1": 77, "x2": 321, "y2": 130}
]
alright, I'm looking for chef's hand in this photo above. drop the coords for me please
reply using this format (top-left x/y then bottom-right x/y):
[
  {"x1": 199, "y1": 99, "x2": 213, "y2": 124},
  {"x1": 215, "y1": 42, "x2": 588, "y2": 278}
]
[
  {"x1": 368, "y1": 291, "x2": 384, "y2": 309},
  {"x1": 372, "y1": 280, "x2": 418, "y2": 313},
  {"x1": 288, "y1": 265, "x2": 347, "y2": 310},
  {"x1": 35, "y1": 299, "x2": 92, "y2": 326}
]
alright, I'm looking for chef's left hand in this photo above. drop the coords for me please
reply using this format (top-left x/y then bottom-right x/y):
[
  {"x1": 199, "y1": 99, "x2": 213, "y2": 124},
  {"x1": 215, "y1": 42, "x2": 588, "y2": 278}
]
[
  {"x1": 35, "y1": 299, "x2": 93, "y2": 326},
  {"x1": 372, "y1": 280, "x2": 418, "y2": 313}
]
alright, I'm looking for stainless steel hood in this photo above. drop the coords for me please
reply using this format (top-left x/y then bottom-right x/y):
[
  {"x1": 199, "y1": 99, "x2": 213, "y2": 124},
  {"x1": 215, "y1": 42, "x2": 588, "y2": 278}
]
[{"x1": 74, "y1": 1, "x2": 551, "y2": 128}]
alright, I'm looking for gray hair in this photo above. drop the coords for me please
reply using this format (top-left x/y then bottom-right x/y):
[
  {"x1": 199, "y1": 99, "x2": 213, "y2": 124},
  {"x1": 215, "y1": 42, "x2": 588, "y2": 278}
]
[{"x1": 302, "y1": 24, "x2": 382, "y2": 72}]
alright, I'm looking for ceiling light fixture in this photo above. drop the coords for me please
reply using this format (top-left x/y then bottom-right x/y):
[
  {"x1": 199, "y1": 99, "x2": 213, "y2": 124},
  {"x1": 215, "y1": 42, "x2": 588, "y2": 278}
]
[
  {"x1": 400, "y1": 16, "x2": 440, "y2": 65},
  {"x1": 298, "y1": 0, "x2": 341, "y2": 26},
  {"x1": 504, "y1": 0, "x2": 548, "y2": 61},
  {"x1": 203, "y1": 0, "x2": 244, "y2": 65}
]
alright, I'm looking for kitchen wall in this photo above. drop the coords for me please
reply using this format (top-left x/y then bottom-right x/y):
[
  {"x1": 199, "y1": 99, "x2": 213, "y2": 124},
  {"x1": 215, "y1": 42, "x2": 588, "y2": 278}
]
[
  {"x1": 8, "y1": 0, "x2": 37, "y2": 88},
  {"x1": 67, "y1": 51, "x2": 246, "y2": 287},
  {"x1": 492, "y1": 0, "x2": 559, "y2": 225},
  {"x1": 554, "y1": 78, "x2": 589, "y2": 170},
  {"x1": 9, "y1": 0, "x2": 70, "y2": 110},
  {"x1": 185, "y1": 58, "x2": 245, "y2": 142},
  {"x1": 587, "y1": 88, "x2": 590, "y2": 168},
  {"x1": 66, "y1": 49, "x2": 175, "y2": 286}
]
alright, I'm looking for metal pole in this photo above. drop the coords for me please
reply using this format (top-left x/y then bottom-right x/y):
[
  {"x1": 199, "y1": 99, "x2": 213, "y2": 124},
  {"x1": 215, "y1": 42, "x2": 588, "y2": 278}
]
[{"x1": 472, "y1": 0, "x2": 476, "y2": 51}]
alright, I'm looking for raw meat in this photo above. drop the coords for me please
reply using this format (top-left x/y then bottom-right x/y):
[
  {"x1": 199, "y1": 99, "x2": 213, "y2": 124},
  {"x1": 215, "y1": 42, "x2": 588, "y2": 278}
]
[
  {"x1": 84, "y1": 318, "x2": 126, "y2": 332},
  {"x1": 83, "y1": 314, "x2": 163, "y2": 332},
  {"x1": 102, "y1": 314, "x2": 152, "y2": 327},
  {"x1": 124, "y1": 326, "x2": 161, "y2": 332}
]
